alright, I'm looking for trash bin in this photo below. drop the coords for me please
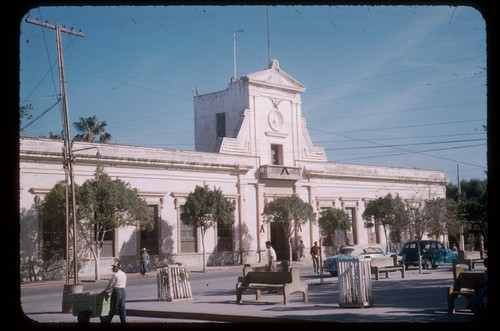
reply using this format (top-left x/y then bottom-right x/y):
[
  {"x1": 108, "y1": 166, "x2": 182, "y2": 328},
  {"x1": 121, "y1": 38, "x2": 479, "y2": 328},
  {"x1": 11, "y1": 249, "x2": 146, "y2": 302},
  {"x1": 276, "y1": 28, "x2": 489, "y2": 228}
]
[
  {"x1": 337, "y1": 257, "x2": 373, "y2": 308},
  {"x1": 156, "y1": 264, "x2": 193, "y2": 301}
]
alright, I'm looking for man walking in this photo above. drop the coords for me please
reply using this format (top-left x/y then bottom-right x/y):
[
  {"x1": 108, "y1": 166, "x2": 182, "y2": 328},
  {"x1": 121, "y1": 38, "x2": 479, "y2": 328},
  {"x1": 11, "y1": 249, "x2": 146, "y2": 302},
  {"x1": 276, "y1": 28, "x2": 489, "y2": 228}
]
[
  {"x1": 265, "y1": 241, "x2": 277, "y2": 272},
  {"x1": 310, "y1": 241, "x2": 321, "y2": 274},
  {"x1": 139, "y1": 248, "x2": 150, "y2": 277},
  {"x1": 102, "y1": 261, "x2": 127, "y2": 324}
]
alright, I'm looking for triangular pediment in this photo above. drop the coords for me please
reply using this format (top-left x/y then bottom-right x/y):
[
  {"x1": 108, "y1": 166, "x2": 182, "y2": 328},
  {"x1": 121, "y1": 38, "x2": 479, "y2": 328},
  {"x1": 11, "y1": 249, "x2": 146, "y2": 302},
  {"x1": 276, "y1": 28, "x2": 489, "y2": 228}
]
[{"x1": 244, "y1": 59, "x2": 305, "y2": 93}]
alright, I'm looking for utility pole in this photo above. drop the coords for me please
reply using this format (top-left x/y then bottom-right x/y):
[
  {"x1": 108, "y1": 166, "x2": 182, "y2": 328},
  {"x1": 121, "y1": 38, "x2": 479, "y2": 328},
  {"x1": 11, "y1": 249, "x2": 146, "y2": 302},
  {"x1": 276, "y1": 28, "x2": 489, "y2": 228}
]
[
  {"x1": 26, "y1": 17, "x2": 84, "y2": 313},
  {"x1": 457, "y1": 164, "x2": 465, "y2": 251}
]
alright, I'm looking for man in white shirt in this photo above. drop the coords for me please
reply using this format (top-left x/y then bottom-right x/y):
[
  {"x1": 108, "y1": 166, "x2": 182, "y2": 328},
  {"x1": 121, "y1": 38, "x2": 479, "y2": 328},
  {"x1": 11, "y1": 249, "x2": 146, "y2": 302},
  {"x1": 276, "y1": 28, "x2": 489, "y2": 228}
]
[
  {"x1": 102, "y1": 262, "x2": 127, "y2": 323},
  {"x1": 139, "y1": 248, "x2": 150, "y2": 276},
  {"x1": 265, "y1": 241, "x2": 277, "y2": 272}
]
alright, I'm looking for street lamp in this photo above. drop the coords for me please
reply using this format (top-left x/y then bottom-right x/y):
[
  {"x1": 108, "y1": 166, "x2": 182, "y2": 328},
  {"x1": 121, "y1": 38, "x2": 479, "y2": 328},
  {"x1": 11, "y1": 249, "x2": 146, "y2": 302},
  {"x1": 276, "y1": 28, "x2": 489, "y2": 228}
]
[{"x1": 72, "y1": 146, "x2": 102, "y2": 160}]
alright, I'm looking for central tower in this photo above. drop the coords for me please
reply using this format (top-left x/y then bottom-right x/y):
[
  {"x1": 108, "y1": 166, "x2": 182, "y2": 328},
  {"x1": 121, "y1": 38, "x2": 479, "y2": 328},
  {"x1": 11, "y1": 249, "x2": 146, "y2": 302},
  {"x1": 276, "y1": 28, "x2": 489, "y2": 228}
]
[{"x1": 194, "y1": 59, "x2": 327, "y2": 167}]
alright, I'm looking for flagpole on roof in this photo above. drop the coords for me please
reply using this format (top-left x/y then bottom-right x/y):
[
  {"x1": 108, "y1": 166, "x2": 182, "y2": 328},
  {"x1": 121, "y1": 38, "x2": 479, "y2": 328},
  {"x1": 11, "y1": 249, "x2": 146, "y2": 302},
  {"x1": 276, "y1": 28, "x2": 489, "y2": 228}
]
[{"x1": 267, "y1": 7, "x2": 272, "y2": 64}]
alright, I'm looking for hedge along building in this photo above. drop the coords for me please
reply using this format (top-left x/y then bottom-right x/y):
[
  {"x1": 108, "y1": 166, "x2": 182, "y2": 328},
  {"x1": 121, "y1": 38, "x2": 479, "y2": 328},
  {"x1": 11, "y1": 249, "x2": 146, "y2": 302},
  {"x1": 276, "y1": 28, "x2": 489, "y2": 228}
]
[{"x1": 19, "y1": 59, "x2": 447, "y2": 278}]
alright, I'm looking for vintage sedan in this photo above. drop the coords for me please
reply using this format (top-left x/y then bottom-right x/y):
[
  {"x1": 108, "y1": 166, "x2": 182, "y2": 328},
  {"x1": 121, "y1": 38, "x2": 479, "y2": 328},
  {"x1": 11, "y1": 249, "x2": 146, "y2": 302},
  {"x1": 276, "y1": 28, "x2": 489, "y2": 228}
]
[
  {"x1": 399, "y1": 240, "x2": 458, "y2": 270},
  {"x1": 322, "y1": 245, "x2": 401, "y2": 276}
]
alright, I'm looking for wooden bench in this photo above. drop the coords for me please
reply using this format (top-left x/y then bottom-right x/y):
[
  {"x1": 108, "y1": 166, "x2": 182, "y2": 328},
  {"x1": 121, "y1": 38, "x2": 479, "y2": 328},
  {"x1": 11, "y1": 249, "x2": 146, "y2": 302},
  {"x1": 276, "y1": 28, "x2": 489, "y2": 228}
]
[
  {"x1": 447, "y1": 265, "x2": 484, "y2": 314},
  {"x1": 457, "y1": 250, "x2": 485, "y2": 270},
  {"x1": 370, "y1": 255, "x2": 405, "y2": 280},
  {"x1": 236, "y1": 264, "x2": 308, "y2": 304}
]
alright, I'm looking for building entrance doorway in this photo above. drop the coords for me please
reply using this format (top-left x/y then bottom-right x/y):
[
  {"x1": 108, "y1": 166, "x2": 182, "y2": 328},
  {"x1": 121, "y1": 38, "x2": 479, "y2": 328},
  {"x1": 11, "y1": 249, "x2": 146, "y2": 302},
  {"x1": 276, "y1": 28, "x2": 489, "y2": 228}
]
[{"x1": 270, "y1": 222, "x2": 288, "y2": 261}]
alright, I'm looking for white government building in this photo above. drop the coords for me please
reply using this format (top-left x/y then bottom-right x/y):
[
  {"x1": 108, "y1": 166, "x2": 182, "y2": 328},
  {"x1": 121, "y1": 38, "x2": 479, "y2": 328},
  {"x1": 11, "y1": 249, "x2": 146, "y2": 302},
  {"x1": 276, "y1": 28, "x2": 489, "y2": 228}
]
[{"x1": 19, "y1": 59, "x2": 447, "y2": 279}]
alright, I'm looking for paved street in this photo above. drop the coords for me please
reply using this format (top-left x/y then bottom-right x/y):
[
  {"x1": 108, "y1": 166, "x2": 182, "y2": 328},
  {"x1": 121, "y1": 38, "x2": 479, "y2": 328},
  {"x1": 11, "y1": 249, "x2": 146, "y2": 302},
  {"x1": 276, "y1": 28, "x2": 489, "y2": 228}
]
[{"x1": 20, "y1": 261, "x2": 486, "y2": 328}]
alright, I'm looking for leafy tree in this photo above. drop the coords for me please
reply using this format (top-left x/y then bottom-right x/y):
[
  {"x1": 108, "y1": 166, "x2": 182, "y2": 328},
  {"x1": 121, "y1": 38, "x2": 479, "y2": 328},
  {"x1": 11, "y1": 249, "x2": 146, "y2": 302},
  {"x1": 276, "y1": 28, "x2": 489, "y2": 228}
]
[
  {"x1": 404, "y1": 197, "x2": 462, "y2": 273},
  {"x1": 180, "y1": 185, "x2": 235, "y2": 272},
  {"x1": 421, "y1": 198, "x2": 461, "y2": 238},
  {"x1": 448, "y1": 178, "x2": 488, "y2": 249},
  {"x1": 39, "y1": 180, "x2": 83, "y2": 279},
  {"x1": 38, "y1": 169, "x2": 153, "y2": 281},
  {"x1": 458, "y1": 179, "x2": 487, "y2": 241},
  {"x1": 73, "y1": 115, "x2": 112, "y2": 143},
  {"x1": 19, "y1": 103, "x2": 33, "y2": 133},
  {"x1": 20, "y1": 103, "x2": 32, "y2": 120},
  {"x1": 78, "y1": 166, "x2": 153, "y2": 280},
  {"x1": 362, "y1": 193, "x2": 409, "y2": 252},
  {"x1": 39, "y1": 181, "x2": 70, "y2": 260},
  {"x1": 261, "y1": 194, "x2": 316, "y2": 263},
  {"x1": 317, "y1": 207, "x2": 352, "y2": 252}
]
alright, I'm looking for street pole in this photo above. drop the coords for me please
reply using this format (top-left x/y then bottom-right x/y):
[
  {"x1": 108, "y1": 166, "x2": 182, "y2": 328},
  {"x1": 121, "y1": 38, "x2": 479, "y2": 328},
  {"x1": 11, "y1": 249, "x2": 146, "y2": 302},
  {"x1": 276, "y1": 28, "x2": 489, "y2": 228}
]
[
  {"x1": 457, "y1": 164, "x2": 465, "y2": 251},
  {"x1": 267, "y1": 7, "x2": 272, "y2": 64},
  {"x1": 26, "y1": 17, "x2": 84, "y2": 313},
  {"x1": 232, "y1": 29, "x2": 243, "y2": 81}
]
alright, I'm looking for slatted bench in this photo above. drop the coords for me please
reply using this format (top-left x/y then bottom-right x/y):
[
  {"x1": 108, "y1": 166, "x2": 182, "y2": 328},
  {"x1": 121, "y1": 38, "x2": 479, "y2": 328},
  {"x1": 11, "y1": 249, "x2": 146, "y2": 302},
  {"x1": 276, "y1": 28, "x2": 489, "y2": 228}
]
[
  {"x1": 370, "y1": 255, "x2": 405, "y2": 280},
  {"x1": 457, "y1": 250, "x2": 486, "y2": 270},
  {"x1": 447, "y1": 265, "x2": 484, "y2": 314},
  {"x1": 235, "y1": 264, "x2": 308, "y2": 304}
]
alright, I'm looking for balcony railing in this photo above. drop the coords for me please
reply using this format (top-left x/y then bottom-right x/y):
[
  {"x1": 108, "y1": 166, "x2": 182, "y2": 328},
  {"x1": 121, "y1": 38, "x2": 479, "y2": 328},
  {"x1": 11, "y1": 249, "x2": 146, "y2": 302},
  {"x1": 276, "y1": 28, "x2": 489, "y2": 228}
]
[{"x1": 259, "y1": 165, "x2": 302, "y2": 180}]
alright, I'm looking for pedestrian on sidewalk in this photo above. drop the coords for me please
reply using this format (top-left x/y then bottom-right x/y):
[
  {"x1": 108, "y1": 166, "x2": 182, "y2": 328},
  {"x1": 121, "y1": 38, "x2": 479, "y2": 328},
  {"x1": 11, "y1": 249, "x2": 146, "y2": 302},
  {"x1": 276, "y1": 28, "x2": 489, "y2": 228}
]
[
  {"x1": 310, "y1": 241, "x2": 321, "y2": 273},
  {"x1": 102, "y1": 262, "x2": 127, "y2": 324},
  {"x1": 139, "y1": 248, "x2": 150, "y2": 277},
  {"x1": 265, "y1": 241, "x2": 277, "y2": 272},
  {"x1": 298, "y1": 240, "x2": 306, "y2": 261}
]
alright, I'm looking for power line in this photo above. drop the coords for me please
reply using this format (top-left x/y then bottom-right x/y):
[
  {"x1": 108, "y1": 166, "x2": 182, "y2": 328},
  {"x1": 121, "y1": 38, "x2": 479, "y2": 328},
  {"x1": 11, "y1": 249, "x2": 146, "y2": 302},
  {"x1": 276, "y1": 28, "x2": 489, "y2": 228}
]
[
  {"x1": 324, "y1": 138, "x2": 486, "y2": 151},
  {"x1": 21, "y1": 97, "x2": 61, "y2": 131},
  {"x1": 334, "y1": 143, "x2": 486, "y2": 169}
]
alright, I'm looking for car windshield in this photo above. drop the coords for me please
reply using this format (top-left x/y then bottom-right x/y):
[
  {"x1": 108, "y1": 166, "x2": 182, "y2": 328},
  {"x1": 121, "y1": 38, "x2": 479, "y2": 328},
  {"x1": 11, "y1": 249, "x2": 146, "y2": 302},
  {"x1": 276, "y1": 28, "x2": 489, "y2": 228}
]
[
  {"x1": 363, "y1": 247, "x2": 384, "y2": 254},
  {"x1": 338, "y1": 248, "x2": 355, "y2": 255},
  {"x1": 402, "y1": 241, "x2": 444, "y2": 250}
]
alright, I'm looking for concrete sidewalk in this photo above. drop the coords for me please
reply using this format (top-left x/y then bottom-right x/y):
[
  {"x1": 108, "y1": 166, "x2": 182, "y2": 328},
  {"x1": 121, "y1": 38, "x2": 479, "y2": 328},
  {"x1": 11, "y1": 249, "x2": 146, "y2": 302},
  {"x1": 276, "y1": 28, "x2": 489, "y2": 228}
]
[{"x1": 21, "y1": 265, "x2": 483, "y2": 326}]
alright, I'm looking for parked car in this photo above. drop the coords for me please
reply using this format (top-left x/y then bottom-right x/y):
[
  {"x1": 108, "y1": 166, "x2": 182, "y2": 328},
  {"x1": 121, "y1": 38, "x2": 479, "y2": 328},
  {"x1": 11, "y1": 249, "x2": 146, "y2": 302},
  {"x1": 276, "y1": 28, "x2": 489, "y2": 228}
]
[
  {"x1": 399, "y1": 240, "x2": 458, "y2": 270},
  {"x1": 322, "y1": 245, "x2": 402, "y2": 276}
]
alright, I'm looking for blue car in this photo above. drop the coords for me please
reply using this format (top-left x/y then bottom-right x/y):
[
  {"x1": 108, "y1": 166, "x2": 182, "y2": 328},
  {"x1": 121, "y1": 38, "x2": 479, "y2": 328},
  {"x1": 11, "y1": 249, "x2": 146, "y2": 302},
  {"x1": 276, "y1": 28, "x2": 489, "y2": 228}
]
[
  {"x1": 322, "y1": 245, "x2": 401, "y2": 276},
  {"x1": 399, "y1": 240, "x2": 458, "y2": 270}
]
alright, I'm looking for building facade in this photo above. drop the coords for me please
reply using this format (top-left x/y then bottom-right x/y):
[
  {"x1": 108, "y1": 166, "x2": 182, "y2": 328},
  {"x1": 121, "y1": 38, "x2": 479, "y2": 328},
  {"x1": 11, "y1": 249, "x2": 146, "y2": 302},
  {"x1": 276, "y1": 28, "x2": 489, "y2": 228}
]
[{"x1": 19, "y1": 60, "x2": 447, "y2": 280}]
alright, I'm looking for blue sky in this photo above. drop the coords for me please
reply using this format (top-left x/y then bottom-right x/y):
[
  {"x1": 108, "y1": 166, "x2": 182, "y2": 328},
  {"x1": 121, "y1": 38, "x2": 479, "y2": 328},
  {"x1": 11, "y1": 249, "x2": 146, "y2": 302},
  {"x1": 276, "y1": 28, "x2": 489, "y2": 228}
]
[{"x1": 19, "y1": 5, "x2": 487, "y2": 185}]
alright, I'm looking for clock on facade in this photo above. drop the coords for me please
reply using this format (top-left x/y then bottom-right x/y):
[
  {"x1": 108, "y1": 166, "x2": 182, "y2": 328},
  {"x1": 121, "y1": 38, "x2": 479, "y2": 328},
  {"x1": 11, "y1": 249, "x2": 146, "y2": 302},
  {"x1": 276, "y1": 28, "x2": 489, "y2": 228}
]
[{"x1": 268, "y1": 109, "x2": 283, "y2": 131}]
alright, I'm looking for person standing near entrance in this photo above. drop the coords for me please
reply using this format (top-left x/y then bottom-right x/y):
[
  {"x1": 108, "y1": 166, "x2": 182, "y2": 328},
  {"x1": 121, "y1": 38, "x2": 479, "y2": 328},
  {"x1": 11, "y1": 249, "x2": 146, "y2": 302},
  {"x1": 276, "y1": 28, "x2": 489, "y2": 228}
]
[
  {"x1": 310, "y1": 241, "x2": 321, "y2": 274},
  {"x1": 102, "y1": 262, "x2": 127, "y2": 324},
  {"x1": 139, "y1": 248, "x2": 150, "y2": 277},
  {"x1": 468, "y1": 234, "x2": 475, "y2": 251},
  {"x1": 265, "y1": 241, "x2": 277, "y2": 271},
  {"x1": 298, "y1": 240, "x2": 306, "y2": 261}
]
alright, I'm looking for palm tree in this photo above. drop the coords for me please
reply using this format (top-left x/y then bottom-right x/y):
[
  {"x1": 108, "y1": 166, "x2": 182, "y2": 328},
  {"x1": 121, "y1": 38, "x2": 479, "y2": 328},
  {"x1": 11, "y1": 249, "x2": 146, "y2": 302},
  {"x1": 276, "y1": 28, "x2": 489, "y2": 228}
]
[
  {"x1": 48, "y1": 131, "x2": 62, "y2": 140},
  {"x1": 73, "y1": 115, "x2": 112, "y2": 143}
]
